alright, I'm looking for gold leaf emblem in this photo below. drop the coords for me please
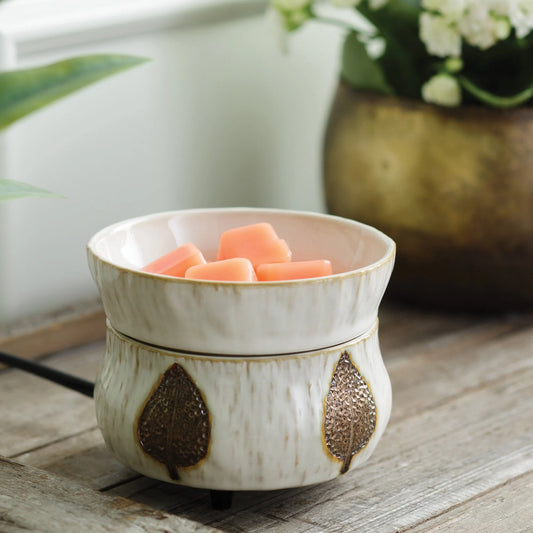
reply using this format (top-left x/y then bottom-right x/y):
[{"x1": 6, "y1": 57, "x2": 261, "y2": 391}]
[
  {"x1": 324, "y1": 351, "x2": 376, "y2": 474},
  {"x1": 137, "y1": 363, "x2": 210, "y2": 480}
]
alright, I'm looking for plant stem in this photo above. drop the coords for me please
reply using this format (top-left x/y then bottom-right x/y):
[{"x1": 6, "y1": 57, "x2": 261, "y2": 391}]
[{"x1": 459, "y1": 75, "x2": 533, "y2": 109}]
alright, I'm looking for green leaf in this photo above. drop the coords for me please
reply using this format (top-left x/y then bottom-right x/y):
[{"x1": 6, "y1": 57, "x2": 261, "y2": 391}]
[
  {"x1": 392, "y1": 0, "x2": 421, "y2": 9},
  {"x1": 357, "y1": 0, "x2": 427, "y2": 99},
  {"x1": 0, "y1": 179, "x2": 62, "y2": 201},
  {"x1": 459, "y1": 75, "x2": 533, "y2": 109},
  {"x1": 341, "y1": 31, "x2": 392, "y2": 94},
  {"x1": 0, "y1": 54, "x2": 149, "y2": 130}
]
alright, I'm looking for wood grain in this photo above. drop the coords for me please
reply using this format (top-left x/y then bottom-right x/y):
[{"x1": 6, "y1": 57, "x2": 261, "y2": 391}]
[
  {"x1": 1, "y1": 306, "x2": 532, "y2": 532},
  {"x1": 407, "y1": 471, "x2": 533, "y2": 532},
  {"x1": 13, "y1": 428, "x2": 135, "y2": 490},
  {"x1": 0, "y1": 299, "x2": 105, "y2": 359},
  {"x1": 0, "y1": 342, "x2": 101, "y2": 457},
  {"x1": 0, "y1": 456, "x2": 218, "y2": 533},
  {"x1": 198, "y1": 368, "x2": 533, "y2": 532}
]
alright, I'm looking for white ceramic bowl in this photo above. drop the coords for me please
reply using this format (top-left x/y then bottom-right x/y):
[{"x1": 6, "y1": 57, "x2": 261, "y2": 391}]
[
  {"x1": 87, "y1": 208, "x2": 395, "y2": 355},
  {"x1": 95, "y1": 320, "x2": 391, "y2": 491}
]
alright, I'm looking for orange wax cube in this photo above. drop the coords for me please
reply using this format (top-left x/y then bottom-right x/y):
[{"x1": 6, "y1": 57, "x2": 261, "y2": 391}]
[
  {"x1": 256, "y1": 260, "x2": 333, "y2": 281},
  {"x1": 185, "y1": 258, "x2": 257, "y2": 282},
  {"x1": 217, "y1": 223, "x2": 292, "y2": 267},
  {"x1": 142, "y1": 243, "x2": 206, "y2": 277}
]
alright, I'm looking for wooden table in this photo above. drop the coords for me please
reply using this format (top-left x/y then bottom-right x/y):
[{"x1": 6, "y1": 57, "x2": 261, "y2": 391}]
[{"x1": 1, "y1": 304, "x2": 532, "y2": 532}]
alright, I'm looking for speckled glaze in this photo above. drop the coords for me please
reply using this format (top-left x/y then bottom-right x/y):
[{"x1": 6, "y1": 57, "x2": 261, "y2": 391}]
[
  {"x1": 95, "y1": 321, "x2": 391, "y2": 491},
  {"x1": 87, "y1": 208, "x2": 395, "y2": 355}
]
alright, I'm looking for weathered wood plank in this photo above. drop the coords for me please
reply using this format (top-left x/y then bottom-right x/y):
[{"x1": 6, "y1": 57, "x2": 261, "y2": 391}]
[
  {"x1": 381, "y1": 311, "x2": 529, "y2": 363},
  {"x1": 99, "y1": 318, "x2": 533, "y2": 522},
  {"x1": 386, "y1": 319, "x2": 533, "y2": 421},
  {"x1": 12, "y1": 428, "x2": 136, "y2": 490},
  {"x1": 378, "y1": 305, "x2": 495, "y2": 356},
  {"x1": 1, "y1": 308, "x2": 531, "y2": 533},
  {"x1": 406, "y1": 470, "x2": 533, "y2": 532},
  {"x1": 0, "y1": 456, "x2": 219, "y2": 532},
  {"x1": 0, "y1": 305, "x2": 468, "y2": 458},
  {"x1": 184, "y1": 364, "x2": 533, "y2": 532},
  {"x1": 87, "y1": 363, "x2": 533, "y2": 531},
  {"x1": 0, "y1": 341, "x2": 102, "y2": 457},
  {"x1": 0, "y1": 299, "x2": 105, "y2": 359},
  {"x1": 4, "y1": 311, "x2": 522, "y2": 464},
  {"x1": 106, "y1": 480, "x2": 324, "y2": 533}
]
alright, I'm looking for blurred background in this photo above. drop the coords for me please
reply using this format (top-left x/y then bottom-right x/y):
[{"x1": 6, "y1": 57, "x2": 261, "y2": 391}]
[{"x1": 0, "y1": 0, "x2": 344, "y2": 322}]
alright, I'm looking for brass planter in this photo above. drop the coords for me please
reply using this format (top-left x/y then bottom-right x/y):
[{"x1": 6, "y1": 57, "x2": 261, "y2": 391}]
[{"x1": 324, "y1": 84, "x2": 533, "y2": 311}]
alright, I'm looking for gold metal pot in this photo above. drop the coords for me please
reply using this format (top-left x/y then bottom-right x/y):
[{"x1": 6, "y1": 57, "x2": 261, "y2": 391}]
[{"x1": 324, "y1": 84, "x2": 533, "y2": 311}]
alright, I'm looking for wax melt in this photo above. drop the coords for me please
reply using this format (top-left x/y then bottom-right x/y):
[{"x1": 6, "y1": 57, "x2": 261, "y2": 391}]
[
  {"x1": 142, "y1": 222, "x2": 335, "y2": 282},
  {"x1": 142, "y1": 243, "x2": 206, "y2": 277},
  {"x1": 217, "y1": 223, "x2": 291, "y2": 267},
  {"x1": 185, "y1": 258, "x2": 257, "y2": 282},
  {"x1": 256, "y1": 260, "x2": 332, "y2": 281}
]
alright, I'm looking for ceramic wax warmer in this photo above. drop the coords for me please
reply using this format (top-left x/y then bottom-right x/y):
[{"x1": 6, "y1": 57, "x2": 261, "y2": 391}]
[{"x1": 87, "y1": 208, "x2": 395, "y2": 491}]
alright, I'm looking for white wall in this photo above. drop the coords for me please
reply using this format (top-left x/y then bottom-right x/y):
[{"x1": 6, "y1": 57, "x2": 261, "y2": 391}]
[{"x1": 0, "y1": 0, "x2": 343, "y2": 322}]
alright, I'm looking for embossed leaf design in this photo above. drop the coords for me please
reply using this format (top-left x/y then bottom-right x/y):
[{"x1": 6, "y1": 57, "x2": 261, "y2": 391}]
[
  {"x1": 324, "y1": 351, "x2": 376, "y2": 474},
  {"x1": 137, "y1": 363, "x2": 210, "y2": 480}
]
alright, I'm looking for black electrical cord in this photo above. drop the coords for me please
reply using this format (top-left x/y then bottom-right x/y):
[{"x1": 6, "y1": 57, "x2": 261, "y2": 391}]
[
  {"x1": 0, "y1": 350, "x2": 237, "y2": 508},
  {"x1": 0, "y1": 350, "x2": 95, "y2": 398}
]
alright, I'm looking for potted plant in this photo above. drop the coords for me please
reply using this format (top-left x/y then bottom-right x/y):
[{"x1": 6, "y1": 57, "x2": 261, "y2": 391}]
[{"x1": 270, "y1": 0, "x2": 533, "y2": 311}]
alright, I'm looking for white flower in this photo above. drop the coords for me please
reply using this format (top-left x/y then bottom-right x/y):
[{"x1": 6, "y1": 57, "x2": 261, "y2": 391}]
[
  {"x1": 488, "y1": 0, "x2": 512, "y2": 17},
  {"x1": 509, "y1": 0, "x2": 533, "y2": 38},
  {"x1": 422, "y1": 0, "x2": 465, "y2": 19},
  {"x1": 420, "y1": 0, "x2": 526, "y2": 56},
  {"x1": 366, "y1": 36, "x2": 386, "y2": 58},
  {"x1": 420, "y1": 12, "x2": 462, "y2": 57},
  {"x1": 495, "y1": 17, "x2": 512, "y2": 39},
  {"x1": 422, "y1": 73, "x2": 462, "y2": 106},
  {"x1": 458, "y1": 4, "x2": 510, "y2": 49}
]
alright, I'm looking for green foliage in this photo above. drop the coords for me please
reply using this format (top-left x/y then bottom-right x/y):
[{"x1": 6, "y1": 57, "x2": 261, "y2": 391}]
[
  {"x1": 0, "y1": 55, "x2": 148, "y2": 131},
  {"x1": 354, "y1": 0, "x2": 533, "y2": 106},
  {"x1": 357, "y1": 0, "x2": 428, "y2": 99},
  {"x1": 0, "y1": 179, "x2": 61, "y2": 202},
  {"x1": 341, "y1": 32, "x2": 391, "y2": 95},
  {"x1": 0, "y1": 54, "x2": 148, "y2": 201},
  {"x1": 272, "y1": 0, "x2": 314, "y2": 31},
  {"x1": 274, "y1": 0, "x2": 533, "y2": 109}
]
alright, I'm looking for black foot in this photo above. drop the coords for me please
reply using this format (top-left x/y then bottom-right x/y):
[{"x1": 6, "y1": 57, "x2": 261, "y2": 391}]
[{"x1": 210, "y1": 490, "x2": 233, "y2": 510}]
